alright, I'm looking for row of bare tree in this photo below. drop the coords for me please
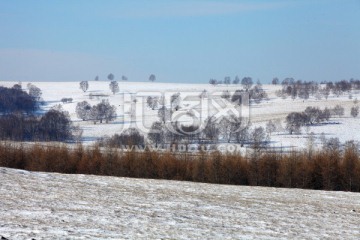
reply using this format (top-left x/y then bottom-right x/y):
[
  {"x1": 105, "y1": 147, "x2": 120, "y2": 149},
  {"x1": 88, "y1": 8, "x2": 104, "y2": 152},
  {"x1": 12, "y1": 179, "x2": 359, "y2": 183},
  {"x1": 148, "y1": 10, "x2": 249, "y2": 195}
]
[
  {"x1": 285, "y1": 105, "x2": 358, "y2": 134},
  {"x1": 1, "y1": 140, "x2": 359, "y2": 192},
  {"x1": 275, "y1": 78, "x2": 360, "y2": 100}
]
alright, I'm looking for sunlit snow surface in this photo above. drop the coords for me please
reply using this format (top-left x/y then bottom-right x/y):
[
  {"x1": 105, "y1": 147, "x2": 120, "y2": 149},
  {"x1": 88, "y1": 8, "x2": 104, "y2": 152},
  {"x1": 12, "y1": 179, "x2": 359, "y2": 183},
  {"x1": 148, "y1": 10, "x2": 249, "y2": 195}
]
[{"x1": 0, "y1": 167, "x2": 359, "y2": 239}]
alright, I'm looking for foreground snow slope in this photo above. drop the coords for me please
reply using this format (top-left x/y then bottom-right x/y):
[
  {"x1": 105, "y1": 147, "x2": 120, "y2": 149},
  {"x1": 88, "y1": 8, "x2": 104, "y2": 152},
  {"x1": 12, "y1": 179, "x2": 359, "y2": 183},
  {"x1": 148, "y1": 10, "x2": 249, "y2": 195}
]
[{"x1": 1, "y1": 167, "x2": 359, "y2": 239}]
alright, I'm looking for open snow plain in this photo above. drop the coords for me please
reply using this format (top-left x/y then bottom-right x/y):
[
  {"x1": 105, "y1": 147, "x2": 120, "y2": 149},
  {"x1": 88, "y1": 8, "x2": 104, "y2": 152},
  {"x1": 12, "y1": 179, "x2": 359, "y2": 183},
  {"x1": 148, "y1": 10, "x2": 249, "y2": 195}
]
[{"x1": 1, "y1": 167, "x2": 359, "y2": 239}]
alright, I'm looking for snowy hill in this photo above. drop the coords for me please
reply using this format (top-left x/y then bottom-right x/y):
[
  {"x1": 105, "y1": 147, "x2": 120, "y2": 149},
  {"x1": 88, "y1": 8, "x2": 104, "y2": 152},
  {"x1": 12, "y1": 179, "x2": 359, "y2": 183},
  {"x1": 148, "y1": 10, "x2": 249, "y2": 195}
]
[
  {"x1": 0, "y1": 167, "x2": 359, "y2": 239},
  {"x1": 1, "y1": 81, "x2": 359, "y2": 149}
]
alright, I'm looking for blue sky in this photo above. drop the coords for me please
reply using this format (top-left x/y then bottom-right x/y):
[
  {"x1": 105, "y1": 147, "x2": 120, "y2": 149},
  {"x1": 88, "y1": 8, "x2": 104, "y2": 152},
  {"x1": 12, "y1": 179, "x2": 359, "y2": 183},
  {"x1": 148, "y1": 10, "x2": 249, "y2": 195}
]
[{"x1": 0, "y1": 0, "x2": 359, "y2": 83}]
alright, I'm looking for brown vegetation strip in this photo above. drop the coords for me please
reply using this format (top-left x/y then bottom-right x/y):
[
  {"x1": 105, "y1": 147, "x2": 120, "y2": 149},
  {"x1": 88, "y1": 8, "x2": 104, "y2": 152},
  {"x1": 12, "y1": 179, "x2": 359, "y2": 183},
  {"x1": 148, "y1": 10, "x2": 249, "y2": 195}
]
[{"x1": 0, "y1": 142, "x2": 359, "y2": 192}]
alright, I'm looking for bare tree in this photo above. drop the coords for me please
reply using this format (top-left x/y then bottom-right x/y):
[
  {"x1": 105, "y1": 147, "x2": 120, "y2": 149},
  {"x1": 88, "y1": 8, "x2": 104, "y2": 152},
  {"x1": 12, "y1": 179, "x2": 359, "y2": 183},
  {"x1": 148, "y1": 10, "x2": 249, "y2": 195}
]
[
  {"x1": 233, "y1": 75, "x2": 240, "y2": 84},
  {"x1": 105, "y1": 128, "x2": 145, "y2": 148},
  {"x1": 158, "y1": 106, "x2": 171, "y2": 123},
  {"x1": 209, "y1": 79, "x2": 217, "y2": 86},
  {"x1": 107, "y1": 73, "x2": 115, "y2": 81},
  {"x1": 320, "y1": 108, "x2": 331, "y2": 121},
  {"x1": 320, "y1": 86, "x2": 330, "y2": 100},
  {"x1": 147, "y1": 96, "x2": 159, "y2": 110},
  {"x1": 164, "y1": 121, "x2": 183, "y2": 147},
  {"x1": 304, "y1": 107, "x2": 322, "y2": 124},
  {"x1": 91, "y1": 100, "x2": 117, "y2": 124},
  {"x1": 231, "y1": 89, "x2": 244, "y2": 104},
  {"x1": 298, "y1": 86, "x2": 310, "y2": 100},
  {"x1": 38, "y1": 108, "x2": 73, "y2": 141},
  {"x1": 241, "y1": 77, "x2": 253, "y2": 91},
  {"x1": 272, "y1": 77, "x2": 279, "y2": 85},
  {"x1": 27, "y1": 84, "x2": 42, "y2": 101},
  {"x1": 290, "y1": 86, "x2": 297, "y2": 100},
  {"x1": 149, "y1": 74, "x2": 156, "y2": 82},
  {"x1": 147, "y1": 121, "x2": 165, "y2": 147},
  {"x1": 200, "y1": 89, "x2": 208, "y2": 99},
  {"x1": 273, "y1": 119, "x2": 284, "y2": 132},
  {"x1": 250, "y1": 82, "x2": 268, "y2": 103},
  {"x1": 323, "y1": 137, "x2": 341, "y2": 152},
  {"x1": 79, "y1": 81, "x2": 89, "y2": 92},
  {"x1": 76, "y1": 101, "x2": 92, "y2": 121},
  {"x1": 251, "y1": 127, "x2": 268, "y2": 150},
  {"x1": 286, "y1": 112, "x2": 307, "y2": 134},
  {"x1": 332, "y1": 105, "x2": 344, "y2": 117},
  {"x1": 230, "y1": 116, "x2": 249, "y2": 146},
  {"x1": 219, "y1": 118, "x2": 233, "y2": 143},
  {"x1": 266, "y1": 120, "x2": 276, "y2": 136},
  {"x1": 90, "y1": 105, "x2": 100, "y2": 124},
  {"x1": 109, "y1": 81, "x2": 119, "y2": 95},
  {"x1": 224, "y1": 76, "x2": 231, "y2": 85},
  {"x1": 170, "y1": 92, "x2": 181, "y2": 111},
  {"x1": 282, "y1": 77, "x2": 295, "y2": 86},
  {"x1": 221, "y1": 90, "x2": 231, "y2": 100},
  {"x1": 12, "y1": 83, "x2": 22, "y2": 90},
  {"x1": 351, "y1": 106, "x2": 359, "y2": 117},
  {"x1": 121, "y1": 75, "x2": 128, "y2": 81},
  {"x1": 203, "y1": 117, "x2": 220, "y2": 143}
]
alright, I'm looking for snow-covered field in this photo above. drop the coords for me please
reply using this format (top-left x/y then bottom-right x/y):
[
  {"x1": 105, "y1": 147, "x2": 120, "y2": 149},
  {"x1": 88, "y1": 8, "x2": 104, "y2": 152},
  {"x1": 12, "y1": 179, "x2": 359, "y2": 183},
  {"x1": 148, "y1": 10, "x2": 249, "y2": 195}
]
[
  {"x1": 1, "y1": 81, "x2": 359, "y2": 149},
  {"x1": 1, "y1": 80, "x2": 359, "y2": 237},
  {"x1": 0, "y1": 167, "x2": 359, "y2": 239}
]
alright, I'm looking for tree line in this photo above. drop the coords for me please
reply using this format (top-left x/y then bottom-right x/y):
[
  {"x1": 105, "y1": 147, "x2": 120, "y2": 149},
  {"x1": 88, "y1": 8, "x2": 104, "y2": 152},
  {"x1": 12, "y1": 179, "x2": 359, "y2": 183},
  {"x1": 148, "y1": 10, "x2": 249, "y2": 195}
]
[
  {"x1": 275, "y1": 78, "x2": 360, "y2": 100},
  {"x1": 1, "y1": 140, "x2": 359, "y2": 192}
]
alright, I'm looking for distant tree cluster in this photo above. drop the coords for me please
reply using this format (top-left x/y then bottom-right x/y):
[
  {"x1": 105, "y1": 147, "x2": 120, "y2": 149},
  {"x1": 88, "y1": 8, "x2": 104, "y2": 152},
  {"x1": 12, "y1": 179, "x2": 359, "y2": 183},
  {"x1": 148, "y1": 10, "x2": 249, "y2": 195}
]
[
  {"x1": 230, "y1": 83, "x2": 268, "y2": 104},
  {"x1": 93, "y1": 74, "x2": 128, "y2": 81},
  {"x1": 99, "y1": 128, "x2": 145, "y2": 148},
  {"x1": 0, "y1": 85, "x2": 38, "y2": 114},
  {"x1": 249, "y1": 81, "x2": 268, "y2": 103},
  {"x1": 0, "y1": 85, "x2": 76, "y2": 142},
  {"x1": 146, "y1": 116, "x2": 268, "y2": 150},
  {"x1": 0, "y1": 108, "x2": 73, "y2": 141},
  {"x1": 275, "y1": 78, "x2": 360, "y2": 100},
  {"x1": 325, "y1": 79, "x2": 360, "y2": 97},
  {"x1": 275, "y1": 78, "x2": 319, "y2": 100},
  {"x1": 61, "y1": 98, "x2": 73, "y2": 103},
  {"x1": 285, "y1": 106, "x2": 335, "y2": 134},
  {"x1": 76, "y1": 100, "x2": 117, "y2": 124},
  {"x1": 209, "y1": 76, "x2": 251, "y2": 87},
  {"x1": 134, "y1": 89, "x2": 269, "y2": 149}
]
